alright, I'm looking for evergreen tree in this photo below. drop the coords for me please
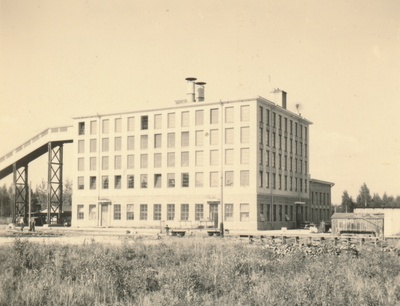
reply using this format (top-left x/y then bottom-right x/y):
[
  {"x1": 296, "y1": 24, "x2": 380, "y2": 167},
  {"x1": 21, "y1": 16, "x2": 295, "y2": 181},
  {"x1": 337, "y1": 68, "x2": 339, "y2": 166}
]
[
  {"x1": 340, "y1": 190, "x2": 355, "y2": 212},
  {"x1": 356, "y1": 183, "x2": 372, "y2": 208}
]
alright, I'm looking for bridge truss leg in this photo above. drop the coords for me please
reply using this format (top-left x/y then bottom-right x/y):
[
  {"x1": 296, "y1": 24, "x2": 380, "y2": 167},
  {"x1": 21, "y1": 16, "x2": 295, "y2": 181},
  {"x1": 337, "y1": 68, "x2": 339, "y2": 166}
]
[
  {"x1": 47, "y1": 143, "x2": 64, "y2": 225},
  {"x1": 13, "y1": 163, "x2": 29, "y2": 223}
]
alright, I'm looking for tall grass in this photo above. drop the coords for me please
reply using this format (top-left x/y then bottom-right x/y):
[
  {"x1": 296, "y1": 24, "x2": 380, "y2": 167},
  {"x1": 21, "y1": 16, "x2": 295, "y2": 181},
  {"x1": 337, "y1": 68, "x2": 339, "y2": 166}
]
[{"x1": 0, "y1": 237, "x2": 399, "y2": 305}]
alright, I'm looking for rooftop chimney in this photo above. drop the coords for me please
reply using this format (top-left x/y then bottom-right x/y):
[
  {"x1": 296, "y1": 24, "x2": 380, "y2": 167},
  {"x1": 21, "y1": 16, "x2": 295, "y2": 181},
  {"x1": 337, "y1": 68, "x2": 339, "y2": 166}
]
[
  {"x1": 195, "y1": 81, "x2": 206, "y2": 102},
  {"x1": 185, "y1": 77, "x2": 197, "y2": 102},
  {"x1": 282, "y1": 91, "x2": 287, "y2": 109}
]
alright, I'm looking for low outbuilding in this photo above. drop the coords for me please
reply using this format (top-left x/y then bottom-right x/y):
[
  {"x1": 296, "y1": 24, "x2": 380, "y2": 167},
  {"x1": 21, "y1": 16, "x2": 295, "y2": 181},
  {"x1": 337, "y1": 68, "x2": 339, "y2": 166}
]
[{"x1": 331, "y1": 213, "x2": 384, "y2": 238}]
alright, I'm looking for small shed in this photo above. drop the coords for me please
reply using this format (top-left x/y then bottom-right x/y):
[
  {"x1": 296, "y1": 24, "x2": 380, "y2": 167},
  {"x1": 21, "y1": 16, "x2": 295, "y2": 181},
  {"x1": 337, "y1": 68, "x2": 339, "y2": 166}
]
[{"x1": 331, "y1": 213, "x2": 384, "y2": 238}]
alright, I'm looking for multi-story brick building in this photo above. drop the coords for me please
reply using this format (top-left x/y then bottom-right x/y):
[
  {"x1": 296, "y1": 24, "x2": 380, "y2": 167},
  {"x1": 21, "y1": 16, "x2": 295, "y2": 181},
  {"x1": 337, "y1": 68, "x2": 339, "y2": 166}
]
[
  {"x1": 307, "y1": 179, "x2": 334, "y2": 226},
  {"x1": 72, "y1": 81, "x2": 314, "y2": 230}
]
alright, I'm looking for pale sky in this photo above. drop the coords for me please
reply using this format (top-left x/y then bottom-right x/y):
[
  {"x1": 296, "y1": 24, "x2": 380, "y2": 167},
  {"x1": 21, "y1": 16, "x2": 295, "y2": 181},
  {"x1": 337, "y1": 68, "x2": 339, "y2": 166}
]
[{"x1": 1, "y1": 0, "x2": 399, "y2": 204}]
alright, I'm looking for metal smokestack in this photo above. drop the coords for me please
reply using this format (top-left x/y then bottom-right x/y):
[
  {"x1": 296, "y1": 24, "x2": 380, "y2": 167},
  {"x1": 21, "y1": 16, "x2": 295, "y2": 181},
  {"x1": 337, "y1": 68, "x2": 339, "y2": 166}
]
[
  {"x1": 185, "y1": 77, "x2": 197, "y2": 102},
  {"x1": 195, "y1": 82, "x2": 206, "y2": 102}
]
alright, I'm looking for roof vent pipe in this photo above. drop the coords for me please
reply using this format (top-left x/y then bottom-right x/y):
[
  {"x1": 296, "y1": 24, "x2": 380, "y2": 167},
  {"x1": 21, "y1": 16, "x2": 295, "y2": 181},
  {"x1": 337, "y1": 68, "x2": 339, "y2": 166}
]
[
  {"x1": 195, "y1": 82, "x2": 206, "y2": 102},
  {"x1": 185, "y1": 77, "x2": 197, "y2": 102},
  {"x1": 282, "y1": 91, "x2": 287, "y2": 109}
]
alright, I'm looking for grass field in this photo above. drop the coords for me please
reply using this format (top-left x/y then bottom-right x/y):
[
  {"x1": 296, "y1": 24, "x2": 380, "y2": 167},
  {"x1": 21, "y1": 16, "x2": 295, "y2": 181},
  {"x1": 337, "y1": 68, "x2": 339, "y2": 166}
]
[{"x1": 0, "y1": 237, "x2": 399, "y2": 306}]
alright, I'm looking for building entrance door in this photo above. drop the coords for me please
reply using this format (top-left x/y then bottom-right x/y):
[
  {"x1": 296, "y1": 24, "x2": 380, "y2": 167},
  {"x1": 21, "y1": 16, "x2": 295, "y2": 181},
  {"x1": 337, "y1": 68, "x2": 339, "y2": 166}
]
[
  {"x1": 100, "y1": 204, "x2": 109, "y2": 227},
  {"x1": 209, "y1": 203, "x2": 219, "y2": 229}
]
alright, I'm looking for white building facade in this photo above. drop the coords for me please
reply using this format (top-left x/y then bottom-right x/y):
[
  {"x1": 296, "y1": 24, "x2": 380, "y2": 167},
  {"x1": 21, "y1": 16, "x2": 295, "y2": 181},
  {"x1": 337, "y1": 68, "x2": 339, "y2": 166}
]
[{"x1": 72, "y1": 95, "x2": 311, "y2": 230}]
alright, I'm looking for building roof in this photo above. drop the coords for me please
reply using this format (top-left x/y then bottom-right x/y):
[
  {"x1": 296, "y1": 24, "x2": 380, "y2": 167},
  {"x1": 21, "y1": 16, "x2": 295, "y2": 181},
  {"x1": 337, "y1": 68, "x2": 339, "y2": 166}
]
[
  {"x1": 310, "y1": 178, "x2": 335, "y2": 187},
  {"x1": 331, "y1": 213, "x2": 384, "y2": 219}
]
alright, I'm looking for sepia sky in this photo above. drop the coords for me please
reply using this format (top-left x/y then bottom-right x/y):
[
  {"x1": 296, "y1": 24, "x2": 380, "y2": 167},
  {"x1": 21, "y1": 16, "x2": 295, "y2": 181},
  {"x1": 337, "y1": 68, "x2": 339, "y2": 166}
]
[{"x1": 1, "y1": 0, "x2": 399, "y2": 204}]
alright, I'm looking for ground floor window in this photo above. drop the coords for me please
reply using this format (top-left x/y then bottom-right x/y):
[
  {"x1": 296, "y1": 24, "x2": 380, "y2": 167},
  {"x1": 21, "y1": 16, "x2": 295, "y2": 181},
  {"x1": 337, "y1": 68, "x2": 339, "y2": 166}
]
[
  {"x1": 195, "y1": 204, "x2": 204, "y2": 221},
  {"x1": 225, "y1": 203, "x2": 234, "y2": 221},
  {"x1": 77, "y1": 205, "x2": 84, "y2": 220},
  {"x1": 114, "y1": 204, "x2": 121, "y2": 220},
  {"x1": 126, "y1": 204, "x2": 134, "y2": 220},
  {"x1": 140, "y1": 204, "x2": 148, "y2": 220},
  {"x1": 167, "y1": 204, "x2": 175, "y2": 221},
  {"x1": 89, "y1": 204, "x2": 96, "y2": 220},
  {"x1": 240, "y1": 203, "x2": 249, "y2": 222},
  {"x1": 153, "y1": 204, "x2": 161, "y2": 220},
  {"x1": 180, "y1": 204, "x2": 189, "y2": 221}
]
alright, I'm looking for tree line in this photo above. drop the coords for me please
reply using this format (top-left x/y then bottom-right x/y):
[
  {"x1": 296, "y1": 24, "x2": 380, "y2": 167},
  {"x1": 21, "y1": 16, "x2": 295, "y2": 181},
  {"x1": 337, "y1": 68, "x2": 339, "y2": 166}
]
[
  {"x1": 0, "y1": 179, "x2": 72, "y2": 218},
  {"x1": 337, "y1": 182, "x2": 400, "y2": 213}
]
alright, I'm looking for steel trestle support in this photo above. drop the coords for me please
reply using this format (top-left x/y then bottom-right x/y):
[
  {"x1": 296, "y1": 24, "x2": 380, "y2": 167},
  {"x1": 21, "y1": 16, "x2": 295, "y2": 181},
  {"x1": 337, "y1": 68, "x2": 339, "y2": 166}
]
[
  {"x1": 47, "y1": 143, "x2": 64, "y2": 225},
  {"x1": 12, "y1": 163, "x2": 29, "y2": 223}
]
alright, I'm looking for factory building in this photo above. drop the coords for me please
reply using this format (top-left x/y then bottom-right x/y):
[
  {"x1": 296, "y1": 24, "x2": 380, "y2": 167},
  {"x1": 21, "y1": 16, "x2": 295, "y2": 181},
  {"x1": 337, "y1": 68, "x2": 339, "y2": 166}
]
[{"x1": 72, "y1": 79, "x2": 314, "y2": 230}]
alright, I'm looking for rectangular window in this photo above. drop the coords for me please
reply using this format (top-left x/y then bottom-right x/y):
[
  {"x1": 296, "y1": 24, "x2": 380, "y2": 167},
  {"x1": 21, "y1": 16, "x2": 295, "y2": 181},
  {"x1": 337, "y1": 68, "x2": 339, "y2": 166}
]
[
  {"x1": 241, "y1": 127, "x2": 249, "y2": 143},
  {"x1": 115, "y1": 118, "x2": 122, "y2": 133},
  {"x1": 259, "y1": 171, "x2": 263, "y2": 187},
  {"x1": 181, "y1": 132, "x2": 189, "y2": 147},
  {"x1": 167, "y1": 152, "x2": 175, "y2": 167},
  {"x1": 267, "y1": 204, "x2": 270, "y2": 222},
  {"x1": 154, "y1": 174, "x2": 162, "y2": 188},
  {"x1": 102, "y1": 176, "x2": 109, "y2": 189},
  {"x1": 278, "y1": 115, "x2": 282, "y2": 130},
  {"x1": 102, "y1": 156, "x2": 109, "y2": 170},
  {"x1": 114, "y1": 175, "x2": 121, "y2": 189},
  {"x1": 167, "y1": 204, "x2": 175, "y2": 221},
  {"x1": 127, "y1": 136, "x2": 135, "y2": 150},
  {"x1": 90, "y1": 176, "x2": 96, "y2": 190},
  {"x1": 141, "y1": 116, "x2": 148, "y2": 130},
  {"x1": 241, "y1": 148, "x2": 249, "y2": 164},
  {"x1": 240, "y1": 170, "x2": 249, "y2": 186},
  {"x1": 195, "y1": 130, "x2": 204, "y2": 146},
  {"x1": 266, "y1": 172, "x2": 270, "y2": 188},
  {"x1": 127, "y1": 154, "x2": 135, "y2": 169},
  {"x1": 195, "y1": 172, "x2": 203, "y2": 187},
  {"x1": 210, "y1": 129, "x2": 219, "y2": 145},
  {"x1": 240, "y1": 203, "x2": 249, "y2": 222},
  {"x1": 272, "y1": 152, "x2": 276, "y2": 168},
  {"x1": 167, "y1": 113, "x2": 175, "y2": 128},
  {"x1": 284, "y1": 118, "x2": 288, "y2": 132},
  {"x1": 78, "y1": 176, "x2": 84, "y2": 190},
  {"x1": 167, "y1": 133, "x2": 175, "y2": 148},
  {"x1": 210, "y1": 108, "x2": 219, "y2": 124},
  {"x1": 154, "y1": 153, "x2": 161, "y2": 168},
  {"x1": 225, "y1": 149, "x2": 234, "y2": 165},
  {"x1": 284, "y1": 175, "x2": 288, "y2": 190},
  {"x1": 154, "y1": 114, "x2": 162, "y2": 129},
  {"x1": 278, "y1": 174, "x2": 282, "y2": 190},
  {"x1": 140, "y1": 154, "x2": 148, "y2": 168},
  {"x1": 167, "y1": 173, "x2": 175, "y2": 188},
  {"x1": 225, "y1": 128, "x2": 234, "y2": 144},
  {"x1": 195, "y1": 110, "x2": 204, "y2": 125},
  {"x1": 89, "y1": 204, "x2": 96, "y2": 220},
  {"x1": 266, "y1": 130, "x2": 270, "y2": 146},
  {"x1": 279, "y1": 205, "x2": 282, "y2": 221},
  {"x1": 114, "y1": 137, "x2": 121, "y2": 151},
  {"x1": 90, "y1": 139, "x2": 97, "y2": 153},
  {"x1": 102, "y1": 119, "x2": 109, "y2": 134},
  {"x1": 241, "y1": 105, "x2": 250, "y2": 121},
  {"x1": 195, "y1": 151, "x2": 204, "y2": 166},
  {"x1": 102, "y1": 138, "x2": 109, "y2": 152},
  {"x1": 210, "y1": 172, "x2": 219, "y2": 187},
  {"x1": 181, "y1": 151, "x2": 189, "y2": 167},
  {"x1": 266, "y1": 109, "x2": 270, "y2": 126},
  {"x1": 181, "y1": 111, "x2": 189, "y2": 127},
  {"x1": 114, "y1": 204, "x2": 121, "y2": 220},
  {"x1": 141, "y1": 135, "x2": 148, "y2": 150},
  {"x1": 153, "y1": 204, "x2": 161, "y2": 220},
  {"x1": 272, "y1": 173, "x2": 276, "y2": 189},
  {"x1": 180, "y1": 204, "x2": 189, "y2": 221},
  {"x1": 225, "y1": 204, "x2": 234, "y2": 221},
  {"x1": 195, "y1": 204, "x2": 204, "y2": 221},
  {"x1": 154, "y1": 134, "x2": 162, "y2": 148},
  {"x1": 210, "y1": 150, "x2": 219, "y2": 166},
  {"x1": 273, "y1": 205, "x2": 276, "y2": 221},
  {"x1": 114, "y1": 155, "x2": 121, "y2": 169},
  {"x1": 126, "y1": 204, "x2": 134, "y2": 220},
  {"x1": 140, "y1": 204, "x2": 147, "y2": 220},
  {"x1": 272, "y1": 112, "x2": 276, "y2": 128},
  {"x1": 272, "y1": 132, "x2": 276, "y2": 148},
  {"x1": 90, "y1": 157, "x2": 96, "y2": 171},
  {"x1": 140, "y1": 174, "x2": 148, "y2": 188},
  {"x1": 225, "y1": 107, "x2": 234, "y2": 123},
  {"x1": 225, "y1": 171, "x2": 234, "y2": 186},
  {"x1": 127, "y1": 117, "x2": 135, "y2": 131},
  {"x1": 127, "y1": 175, "x2": 134, "y2": 189},
  {"x1": 78, "y1": 158, "x2": 84, "y2": 171},
  {"x1": 78, "y1": 122, "x2": 85, "y2": 135},
  {"x1": 77, "y1": 204, "x2": 84, "y2": 219},
  {"x1": 182, "y1": 173, "x2": 189, "y2": 187},
  {"x1": 266, "y1": 150, "x2": 270, "y2": 166},
  {"x1": 78, "y1": 140, "x2": 85, "y2": 154}
]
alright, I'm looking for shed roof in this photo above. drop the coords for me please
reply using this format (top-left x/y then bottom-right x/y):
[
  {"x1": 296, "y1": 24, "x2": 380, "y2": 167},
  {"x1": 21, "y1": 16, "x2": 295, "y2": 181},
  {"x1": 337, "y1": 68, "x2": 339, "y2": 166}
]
[{"x1": 331, "y1": 213, "x2": 384, "y2": 219}]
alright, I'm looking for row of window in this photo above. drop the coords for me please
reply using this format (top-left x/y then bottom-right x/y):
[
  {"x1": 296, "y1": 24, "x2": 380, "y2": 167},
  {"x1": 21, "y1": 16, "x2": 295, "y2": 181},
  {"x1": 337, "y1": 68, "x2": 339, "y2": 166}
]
[
  {"x1": 260, "y1": 151, "x2": 308, "y2": 174},
  {"x1": 259, "y1": 106, "x2": 308, "y2": 139},
  {"x1": 259, "y1": 172, "x2": 308, "y2": 192},
  {"x1": 311, "y1": 191, "x2": 331, "y2": 205},
  {"x1": 77, "y1": 127, "x2": 251, "y2": 155},
  {"x1": 76, "y1": 203, "x2": 251, "y2": 222},
  {"x1": 78, "y1": 105, "x2": 252, "y2": 136},
  {"x1": 259, "y1": 130, "x2": 308, "y2": 157},
  {"x1": 77, "y1": 171, "x2": 250, "y2": 190}
]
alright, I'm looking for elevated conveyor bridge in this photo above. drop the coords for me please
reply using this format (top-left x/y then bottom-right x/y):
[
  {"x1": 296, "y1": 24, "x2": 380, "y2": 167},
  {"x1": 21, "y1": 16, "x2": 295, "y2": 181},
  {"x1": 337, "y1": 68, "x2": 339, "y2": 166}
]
[{"x1": 0, "y1": 126, "x2": 73, "y2": 224}]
